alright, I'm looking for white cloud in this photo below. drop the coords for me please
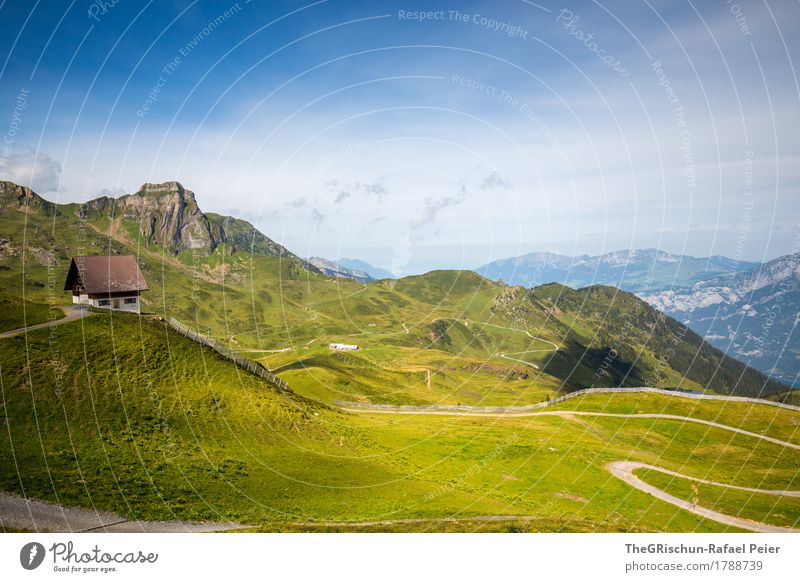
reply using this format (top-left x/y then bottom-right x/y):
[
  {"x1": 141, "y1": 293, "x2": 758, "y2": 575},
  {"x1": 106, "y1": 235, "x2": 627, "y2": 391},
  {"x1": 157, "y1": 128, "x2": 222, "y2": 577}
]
[{"x1": 0, "y1": 147, "x2": 62, "y2": 193}]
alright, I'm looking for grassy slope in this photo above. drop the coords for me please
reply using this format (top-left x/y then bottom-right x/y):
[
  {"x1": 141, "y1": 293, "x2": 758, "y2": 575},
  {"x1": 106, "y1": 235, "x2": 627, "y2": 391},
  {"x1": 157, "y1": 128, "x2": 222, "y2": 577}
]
[
  {"x1": 552, "y1": 392, "x2": 800, "y2": 446},
  {"x1": 0, "y1": 291, "x2": 63, "y2": 332}
]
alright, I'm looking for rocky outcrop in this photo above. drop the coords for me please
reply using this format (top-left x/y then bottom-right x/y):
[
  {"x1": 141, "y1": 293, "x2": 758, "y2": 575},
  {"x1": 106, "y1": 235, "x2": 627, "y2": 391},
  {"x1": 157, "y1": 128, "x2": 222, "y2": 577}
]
[
  {"x1": 81, "y1": 181, "x2": 299, "y2": 259},
  {"x1": 83, "y1": 182, "x2": 219, "y2": 254},
  {"x1": 0, "y1": 181, "x2": 60, "y2": 215},
  {"x1": 490, "y1": 285, "x2": 533, "y2": 321}
]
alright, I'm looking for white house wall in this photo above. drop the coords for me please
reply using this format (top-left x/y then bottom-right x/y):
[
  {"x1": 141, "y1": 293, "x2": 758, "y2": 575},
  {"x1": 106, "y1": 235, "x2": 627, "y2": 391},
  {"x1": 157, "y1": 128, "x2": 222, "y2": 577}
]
[{"x1": 73, "y1": 294, "x2": 141, "y2": 314}]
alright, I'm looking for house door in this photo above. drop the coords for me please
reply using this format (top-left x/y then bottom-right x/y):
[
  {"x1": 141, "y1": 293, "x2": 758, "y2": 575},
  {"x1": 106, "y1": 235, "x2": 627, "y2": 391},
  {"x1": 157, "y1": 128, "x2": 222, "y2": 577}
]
[{"x1": 112, "y1": 299, "x2": 120, "y2": 309}]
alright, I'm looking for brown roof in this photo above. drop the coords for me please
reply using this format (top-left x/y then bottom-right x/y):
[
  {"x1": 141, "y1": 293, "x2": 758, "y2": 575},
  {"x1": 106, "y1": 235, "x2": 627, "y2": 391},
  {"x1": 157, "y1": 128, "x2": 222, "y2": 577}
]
[{"x1": 64, "y1": 255, "x2": 148, "y2": 294}]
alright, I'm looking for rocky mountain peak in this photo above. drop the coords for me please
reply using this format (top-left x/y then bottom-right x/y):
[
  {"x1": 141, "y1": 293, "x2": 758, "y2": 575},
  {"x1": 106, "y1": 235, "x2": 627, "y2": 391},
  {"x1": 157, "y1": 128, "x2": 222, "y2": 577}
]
[
  {"x1": 104, "y1": 182, "x2": 212, "y2": 253},
  {"x1": 0, "y1": 179, "x2": 305, "y2": 266},
  {"x1": 74, "y1": 180, "x2": 299, "y2": 260}
]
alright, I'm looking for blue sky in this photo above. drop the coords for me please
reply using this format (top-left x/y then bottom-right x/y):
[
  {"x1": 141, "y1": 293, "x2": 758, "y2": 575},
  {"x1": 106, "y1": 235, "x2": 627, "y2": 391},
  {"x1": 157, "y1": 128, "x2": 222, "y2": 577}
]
[{"x1": 1, "y1": 0, "x2": 798, "y2": 274}]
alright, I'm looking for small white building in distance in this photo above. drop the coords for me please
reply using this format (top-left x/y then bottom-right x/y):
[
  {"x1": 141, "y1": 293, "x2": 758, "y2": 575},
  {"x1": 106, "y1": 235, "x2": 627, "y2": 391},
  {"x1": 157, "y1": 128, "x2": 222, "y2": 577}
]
[
  {"x1": 64, "y1": 255, "x2": 148, "y2": 314},
  {"x1": 329, "y1": 343, "x2": 359, "y2": 351}
]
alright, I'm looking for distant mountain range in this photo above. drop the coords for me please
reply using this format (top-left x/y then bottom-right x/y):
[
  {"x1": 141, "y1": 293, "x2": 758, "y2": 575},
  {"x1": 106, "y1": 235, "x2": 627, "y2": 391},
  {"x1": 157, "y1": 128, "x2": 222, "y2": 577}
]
[
  {"x1": 336, "y1": 258, "x2": 395, "y2": 280},
  {"x1": 307, "y1": 257, "x2": 372, "y2": 283},
  {"x1": 476, "y1": 249, "x2": 758, "y2": 292},
  {"x1": 307, "y1": 257, "x2": 395, "y2": 282},
  {"x1": 641, "y1": 252, "x2": 800, "y2": 386}
]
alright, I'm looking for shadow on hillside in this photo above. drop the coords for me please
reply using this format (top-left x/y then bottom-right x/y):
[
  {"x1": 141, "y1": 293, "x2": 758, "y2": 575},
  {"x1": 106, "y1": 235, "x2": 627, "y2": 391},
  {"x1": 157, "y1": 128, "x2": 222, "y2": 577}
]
[{"x1": 543, "y1": 344, "x2": 648, "y2": 390}]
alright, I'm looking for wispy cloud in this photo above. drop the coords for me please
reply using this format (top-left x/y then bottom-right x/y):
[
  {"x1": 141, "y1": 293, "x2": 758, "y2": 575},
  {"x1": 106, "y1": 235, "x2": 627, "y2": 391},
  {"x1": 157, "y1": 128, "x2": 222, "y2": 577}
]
[
  {"x1": 334, "y1": 190, "x2": 352, "y2": 204},
  {"x1": 97, "y1": 186, "x2": 128, "y2": 199},
  {"x1": 326, "y1": 178, "x2": 388, "y2": 203},
  {"x1": 480, "y1": 171, "x2": 512, "y2": 190},
  {"x1": 361, "y1": 179, "x2": 387, "y2": 199},
  {"x1": 286, "y1": 196, "x2": 307, "y2": 209},
  {"x1": 411, "y1": 182, "x2": 468, "y2": 234},
  {"x1": 309, "y1": 207, "x2": 325, "y2": 227}
]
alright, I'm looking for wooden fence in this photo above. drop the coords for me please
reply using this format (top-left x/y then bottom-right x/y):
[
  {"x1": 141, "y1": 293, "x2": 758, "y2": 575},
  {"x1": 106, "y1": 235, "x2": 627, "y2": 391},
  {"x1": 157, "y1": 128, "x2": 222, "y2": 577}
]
[{"x1": 168, "y1": 317, "x2": 289, "y2": 391}]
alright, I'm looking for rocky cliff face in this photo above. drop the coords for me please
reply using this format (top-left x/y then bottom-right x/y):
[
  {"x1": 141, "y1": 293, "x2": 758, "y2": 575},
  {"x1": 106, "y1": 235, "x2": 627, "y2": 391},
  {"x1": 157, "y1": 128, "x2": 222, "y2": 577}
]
[
  {"x1": 123, "y1": 182, "x2": 217, "y2": 252},
  {"x1": 83, "y1": 182, "x2": 220, "y2": 254},
  {"x1": 641, "y1": 253, "x2": 800, "y2": 313},
  {"x1": 81, "y1": 181, "x2": 299, "y2": 259}
]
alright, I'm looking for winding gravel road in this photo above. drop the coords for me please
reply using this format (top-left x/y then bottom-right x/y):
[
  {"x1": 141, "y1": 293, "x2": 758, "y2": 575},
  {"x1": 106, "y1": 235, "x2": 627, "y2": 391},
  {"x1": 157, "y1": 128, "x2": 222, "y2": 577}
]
[{"x1": 608, "y1": 462, "x2": 800, "y2": 533}]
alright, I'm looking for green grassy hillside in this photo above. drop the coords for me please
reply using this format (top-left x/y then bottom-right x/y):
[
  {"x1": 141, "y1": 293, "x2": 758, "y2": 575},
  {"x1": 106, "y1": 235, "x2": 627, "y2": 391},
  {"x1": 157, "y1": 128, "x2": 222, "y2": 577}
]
[
  {"x1": 637, "y1": 468, "x2": 800, "y2": 529},
  {"x1": 0, "y1": 290, "x2": 63, "y2": 332},
  {"x1": 1, "y1": 313, "x2": 798, "y2": 531}
]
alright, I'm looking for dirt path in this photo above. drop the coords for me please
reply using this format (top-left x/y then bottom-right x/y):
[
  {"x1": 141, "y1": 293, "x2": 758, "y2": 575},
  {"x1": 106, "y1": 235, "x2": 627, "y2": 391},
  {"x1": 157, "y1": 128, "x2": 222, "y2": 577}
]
[
  {"x1": 470, "y1": 320, "x2": 559, "y2": 370},
  {"x1": 339, "y1": 386, "x2": 800, "y2": 416},
  {"x1": 608, "y1": 461, "x2": 800, "y2": 533},
  {"x1": 0, "y1": 491, "x2": 247, "y2": 533},
  {"x1": 0, "y1": 305, "x2": 91, "y2": 339}
]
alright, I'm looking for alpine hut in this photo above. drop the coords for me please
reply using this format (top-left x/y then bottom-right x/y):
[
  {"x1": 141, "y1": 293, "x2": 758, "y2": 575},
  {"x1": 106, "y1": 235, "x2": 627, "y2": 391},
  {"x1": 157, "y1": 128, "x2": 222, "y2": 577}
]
[{"x1": 64, "y1": 255, "x2": 148, "y2": 314}]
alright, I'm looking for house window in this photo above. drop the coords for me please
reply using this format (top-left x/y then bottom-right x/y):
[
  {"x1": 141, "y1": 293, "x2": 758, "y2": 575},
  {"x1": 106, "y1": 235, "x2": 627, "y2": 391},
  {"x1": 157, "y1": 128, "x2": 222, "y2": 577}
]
[
  {"x1": 124, "y1": 297, "x2": 137, "y2": 304},
  {"x1": 98, "y1": 299, "x2": 110, "y2": 306}
]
